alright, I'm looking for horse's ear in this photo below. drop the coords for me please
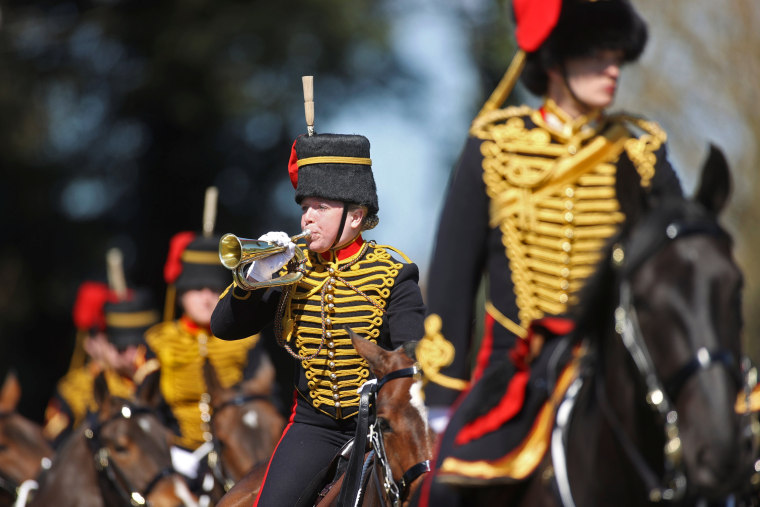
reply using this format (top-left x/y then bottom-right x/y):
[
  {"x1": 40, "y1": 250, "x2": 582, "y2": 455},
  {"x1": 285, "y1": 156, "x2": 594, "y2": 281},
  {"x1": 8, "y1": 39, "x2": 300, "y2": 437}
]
[
  {"x1": 349, "y1": 329, "x2": 389, "y2": 378},
  {"x1": 203, "y1": 358, "x2": 224, "y2": 400},
  {"x1": 0, "y1": 370, "x2": 21, "y2": 412},
  {"x1": 93, "y1": 371, "x2": 110, "y2": 408},
  {"x1": 695, "y1": 144, "x2": 731, "y2": 215},
  {"x1": 242, "y1": 355, "x2": 275, "y2": 396},
  {"x1": 135, "y1": 368, "x2": 162, "y2": 408}
]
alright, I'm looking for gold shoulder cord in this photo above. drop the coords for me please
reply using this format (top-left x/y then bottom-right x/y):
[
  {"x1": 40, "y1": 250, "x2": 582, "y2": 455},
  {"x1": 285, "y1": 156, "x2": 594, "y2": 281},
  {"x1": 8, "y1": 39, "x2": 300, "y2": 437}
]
[
  {"x1": 416, "y1": 314, "x2": 470, "y2": 392},
  {"x1": 615, "y1": 114, "x2": 668, "y2": 189}
]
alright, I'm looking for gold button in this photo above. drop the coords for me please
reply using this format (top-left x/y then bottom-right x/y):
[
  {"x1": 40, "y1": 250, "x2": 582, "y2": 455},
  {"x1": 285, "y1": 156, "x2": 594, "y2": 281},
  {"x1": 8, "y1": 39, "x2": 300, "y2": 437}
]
[
  {"x1": 335, "y1": 401, "x2": 341, "y2": 407},
  {"x1": 330, "y1": 373, "x2": 337, "y2": 380},
  {"x1": 325, "y1": 318, "x2": 332, "y2": 326},
  {"x1": 565, "y1": 187, "x2": 575, "y2": 198},
  {"x1": 568, "y1": 145, "x2": 577, "y2": 155},
  {"x1": 560, "y1": 281, "x2": 570, "y2": 290},
  {"x1": 564, "y1": 212, "x2": 574, "y2": 223},
  {"x1": 560, "y1": 267, "x2": 570, "y2": 278},
  {"x1": 329, "y1": 361, "x2": 335, "y2": 368},
  {"x1": 559, "y1": 293, "x2": 569, "y2": 304},
  {"x1": 564, "y1": 201, "x2": 574, "y2": 211},
  {"x1": 328, "y1": 351, "x2": 335, "y2": 358},
  {"x1": 562, "y1": 242, "x2": 572, "y2": 253},
  {"x1": 564, "y1": 228, "x2": 574, "y2": 239},
  {"x1": 328, "y1": 341, "x2": 335, "y2": 348}
]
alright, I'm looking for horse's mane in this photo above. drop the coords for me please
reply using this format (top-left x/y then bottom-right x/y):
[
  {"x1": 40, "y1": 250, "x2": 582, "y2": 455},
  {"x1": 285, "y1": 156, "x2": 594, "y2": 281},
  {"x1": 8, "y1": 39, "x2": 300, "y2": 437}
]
[
  {"x1": 402, "y1": 340, "x2": 418, "y2": 361},
  {"x1": 569, "y1": 192, "x2": 726, "y2": 344}
]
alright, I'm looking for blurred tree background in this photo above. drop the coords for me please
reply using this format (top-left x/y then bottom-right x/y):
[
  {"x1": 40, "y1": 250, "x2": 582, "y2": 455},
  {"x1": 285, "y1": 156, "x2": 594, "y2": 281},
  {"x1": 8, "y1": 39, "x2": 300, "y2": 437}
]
[{"x1": 1, "y1": 0, "x2": 758, "y2": 423}]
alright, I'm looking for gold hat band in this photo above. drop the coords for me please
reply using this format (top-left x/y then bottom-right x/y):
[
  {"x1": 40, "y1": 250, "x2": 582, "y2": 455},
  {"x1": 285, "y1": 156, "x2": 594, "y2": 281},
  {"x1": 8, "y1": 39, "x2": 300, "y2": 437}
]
[
  {"x1": 182, "y1": 250, "x2": 221, "y2": 265},
  {"x1": 106, "y1": 310, "x2": 160, "y2": 328},
  {"x1": 296, "y1": 156, "x2": 372, "y2": 168}
]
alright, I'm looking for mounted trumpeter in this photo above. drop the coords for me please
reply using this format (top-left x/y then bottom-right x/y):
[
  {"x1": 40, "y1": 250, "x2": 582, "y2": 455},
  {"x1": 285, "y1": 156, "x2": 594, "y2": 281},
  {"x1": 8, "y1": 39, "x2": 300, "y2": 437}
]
[{"x1": 211, "y1": 76, "x2": 426, "y2": 506}]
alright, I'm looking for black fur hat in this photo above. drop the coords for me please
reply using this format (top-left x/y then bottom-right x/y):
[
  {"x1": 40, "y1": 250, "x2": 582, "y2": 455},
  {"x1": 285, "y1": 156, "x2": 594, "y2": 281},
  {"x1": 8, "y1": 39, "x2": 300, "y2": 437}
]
[
  {"x1": 521, "y1": 0, "x2": 648, "y2": 96},
  {"x1": 104, "y1": 288, "x2": 160, "y2": 350},
  {"x1": 290, "y1": 134, "x2": 379, "y2": 218},
  {"x1": 173, "y1": 234, "x2": 229, "y2": 292}
]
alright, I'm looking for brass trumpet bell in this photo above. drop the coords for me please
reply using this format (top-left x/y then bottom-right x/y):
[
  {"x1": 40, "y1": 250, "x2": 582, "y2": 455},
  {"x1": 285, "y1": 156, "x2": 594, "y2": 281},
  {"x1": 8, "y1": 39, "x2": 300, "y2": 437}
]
[{"x1": 218, "y1": 231, "x2": 310, "y2": 290}]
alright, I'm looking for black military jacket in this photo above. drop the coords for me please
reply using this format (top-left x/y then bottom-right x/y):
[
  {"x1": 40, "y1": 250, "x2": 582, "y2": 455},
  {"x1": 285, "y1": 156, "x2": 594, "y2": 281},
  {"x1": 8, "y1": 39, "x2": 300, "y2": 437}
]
[
  {"x1": 211, "y1": 237, "x2": 425, "y2": 419},
  {"x1": 423, "y1": 100, "x2": 683, "y2": 405}
]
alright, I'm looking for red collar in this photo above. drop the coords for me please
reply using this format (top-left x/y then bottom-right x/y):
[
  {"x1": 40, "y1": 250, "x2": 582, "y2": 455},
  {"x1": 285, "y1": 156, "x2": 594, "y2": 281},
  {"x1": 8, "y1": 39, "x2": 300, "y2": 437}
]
[
  {"x1": 320, "y1": 235, "x2": 364, "y2": 262},
  {"x1": 179, "y1": 315, "x2": 211, "y2": 334}
]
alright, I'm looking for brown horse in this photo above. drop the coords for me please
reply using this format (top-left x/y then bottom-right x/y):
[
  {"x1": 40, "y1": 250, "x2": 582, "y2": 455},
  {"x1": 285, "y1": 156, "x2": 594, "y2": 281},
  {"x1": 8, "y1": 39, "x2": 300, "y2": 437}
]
[
  {"x1": 0, "y1": 371, "x2": 54, "y2": 507},
  {"x1": 29, "y1": 372, "x2": 199, "y2": 507},
  {"x1": 215, "y1": 332, "x2": 435, "y2": 507},
  {"x1": 316, "y1": 332, "x2": 435, "y2": 507},
  {"x1": 511, "y1": 145, "x2": 754, "y2": 506},
  {"x1": 195, "y1": 356, "x2": 285, "y2": 501}
]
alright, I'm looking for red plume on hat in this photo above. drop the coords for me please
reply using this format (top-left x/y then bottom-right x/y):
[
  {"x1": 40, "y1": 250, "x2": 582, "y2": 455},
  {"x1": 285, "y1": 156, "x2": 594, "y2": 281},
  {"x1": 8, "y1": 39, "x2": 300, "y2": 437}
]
[
  {"x1": 164, "y1": 231, "x2": 196, "y2": 285},
  {"x1": 513, "y1": 0, "x2": 562, "y2": 52},
  {"x1": 288, "y1": 137, "x2": 301, "y2": 189},
  {"x1": 72, "y1": 281, "x2": 113, "y2": 331},
  {"x1": 477, "y1": 0, "x2": 563, "y2": 116}
]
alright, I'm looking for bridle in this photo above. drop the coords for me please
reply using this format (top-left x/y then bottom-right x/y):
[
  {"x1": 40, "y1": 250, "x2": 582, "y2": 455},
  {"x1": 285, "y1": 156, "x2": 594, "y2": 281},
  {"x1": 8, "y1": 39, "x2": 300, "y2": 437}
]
[
  {"x1": 338, "y1": 364, "x2": 431, "y2": 507},
  {"x1": 552, "y1": 214, "x2": 758, "y2": 506},
  {"x1": 84, "y1": 404, "x2": 175, "y2": 506},
  {"x1": 200, "y1": 392, "x2": 270, "y2": 494}
]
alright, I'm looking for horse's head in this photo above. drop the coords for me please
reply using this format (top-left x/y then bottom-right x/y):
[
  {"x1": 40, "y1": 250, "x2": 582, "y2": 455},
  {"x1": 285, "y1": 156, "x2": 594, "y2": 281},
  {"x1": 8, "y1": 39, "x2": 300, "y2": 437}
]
[
  {"x1": 350, "y1": 330, "x2": 435, "y2": 503},
  {"x1": 578, "y1": 145, "x2": 752, "y2": 501},
  {"x1": 87, "y1": 371, "x2": 198, "y2": 507},
  {"x1": 0, "y1": 371, "x2": 54, "y2": 503},
  {"x1": 202, "y1": 357, "x2": 285, "y2": 484}
]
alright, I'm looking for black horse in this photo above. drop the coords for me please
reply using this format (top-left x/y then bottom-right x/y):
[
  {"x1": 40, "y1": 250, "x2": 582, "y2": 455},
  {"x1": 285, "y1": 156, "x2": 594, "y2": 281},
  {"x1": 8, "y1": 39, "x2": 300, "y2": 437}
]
[
  {"x1": 422, "y1": 145, "x2": 758, "y2": 507},
  {"x1": 511, "y1": 145, "x2": 757, "y2": 506}
]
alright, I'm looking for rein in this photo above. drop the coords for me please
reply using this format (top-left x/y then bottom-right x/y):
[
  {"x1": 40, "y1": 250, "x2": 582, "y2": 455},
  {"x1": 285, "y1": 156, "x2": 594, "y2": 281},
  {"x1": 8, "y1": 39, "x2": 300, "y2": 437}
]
[
  {"x1": 337, "y1": 364, "x2": 431, "y2": 507},
  {"x1": 84, "y1": 405, "x2": 175, "y2": 506},
  {"x1": 553, "y1": 216, "x2": 756, "y2": 505}
]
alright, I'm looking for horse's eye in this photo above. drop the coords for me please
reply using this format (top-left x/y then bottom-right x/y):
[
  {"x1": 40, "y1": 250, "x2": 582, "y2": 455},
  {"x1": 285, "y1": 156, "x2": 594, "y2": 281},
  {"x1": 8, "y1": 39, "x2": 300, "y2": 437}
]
[
  {"x1": 0, "y1": 444, "x2": 7, "y2": 452},
  {"x1": 377, "y1": 418, "x2": 392, "y2": 433},
  {"x1": 113, "y1": 443, "x2": 130, "y2": 454}
]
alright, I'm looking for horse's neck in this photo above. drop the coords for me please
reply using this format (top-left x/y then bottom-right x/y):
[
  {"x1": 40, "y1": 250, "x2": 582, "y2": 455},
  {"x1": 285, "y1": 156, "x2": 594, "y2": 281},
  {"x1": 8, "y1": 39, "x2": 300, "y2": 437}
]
[
  {"x1": 565, "y1": 340, "x2": 660, "y2": 506},
  {"x1": 31, "y1": 432, "x2": 103, "y2": 507}
]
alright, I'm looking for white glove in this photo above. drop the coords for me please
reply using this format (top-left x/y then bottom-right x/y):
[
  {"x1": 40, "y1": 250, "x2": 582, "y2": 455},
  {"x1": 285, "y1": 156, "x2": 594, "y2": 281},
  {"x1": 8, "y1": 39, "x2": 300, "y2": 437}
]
[{"x1": 245, "y1": 231, "x2": 296, "y2": 282}]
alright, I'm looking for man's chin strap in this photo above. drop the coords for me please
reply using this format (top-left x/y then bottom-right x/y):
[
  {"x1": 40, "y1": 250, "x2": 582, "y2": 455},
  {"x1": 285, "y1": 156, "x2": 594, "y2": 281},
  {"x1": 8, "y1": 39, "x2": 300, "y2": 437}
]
[{"x1": 329, "y1": 203, "x2": 350, "y2": 250}]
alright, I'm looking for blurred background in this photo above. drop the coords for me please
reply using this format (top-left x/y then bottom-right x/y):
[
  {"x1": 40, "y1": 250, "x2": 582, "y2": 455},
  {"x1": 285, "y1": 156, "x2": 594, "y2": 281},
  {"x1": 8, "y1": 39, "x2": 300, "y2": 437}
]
[{"x1": 1, "y1": 0, "x2": 758, "y2": 422}]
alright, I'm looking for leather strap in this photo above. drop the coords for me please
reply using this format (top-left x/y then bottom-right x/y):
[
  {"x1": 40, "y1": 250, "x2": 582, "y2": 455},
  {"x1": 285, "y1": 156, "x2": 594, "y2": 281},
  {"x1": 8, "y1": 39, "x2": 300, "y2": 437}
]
[{"x1": 337, "y1": 381, "x2": 375, "y2": 506}]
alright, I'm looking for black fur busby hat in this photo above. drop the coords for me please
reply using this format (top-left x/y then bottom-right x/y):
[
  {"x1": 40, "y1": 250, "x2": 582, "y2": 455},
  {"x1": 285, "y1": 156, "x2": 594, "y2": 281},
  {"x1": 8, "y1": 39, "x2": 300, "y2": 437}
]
[
  {"x1": 520, "y1": 0, "x2": 648, "y2": 96},
  {"x1": 289, "y1": 133, "x2": 379, "y2": 221},
  {"x1": 171, "y1": 234, "x2": 229, "y2": 292},
  {"x1": 104, "y1": 288, "x2": 160, "y2": 350}
]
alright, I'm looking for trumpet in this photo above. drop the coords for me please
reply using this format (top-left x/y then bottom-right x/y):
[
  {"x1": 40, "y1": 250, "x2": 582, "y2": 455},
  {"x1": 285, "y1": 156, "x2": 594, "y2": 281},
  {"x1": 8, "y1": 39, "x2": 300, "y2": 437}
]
[{"x1": 218, "y1": 230, "x2": 311, "y2": 290}]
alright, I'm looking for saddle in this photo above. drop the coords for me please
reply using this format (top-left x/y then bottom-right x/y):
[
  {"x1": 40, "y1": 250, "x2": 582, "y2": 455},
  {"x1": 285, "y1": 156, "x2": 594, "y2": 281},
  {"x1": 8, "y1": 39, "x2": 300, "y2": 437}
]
[{"x1": 437, "y1": 318, "x2": 581, "y2": 486}]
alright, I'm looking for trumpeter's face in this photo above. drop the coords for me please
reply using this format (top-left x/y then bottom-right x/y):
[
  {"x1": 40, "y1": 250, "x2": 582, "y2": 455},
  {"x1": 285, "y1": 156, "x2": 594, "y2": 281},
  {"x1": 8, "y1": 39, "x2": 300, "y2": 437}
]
[{"x1": 300, "y1": 196, "x2": 364, "y2": 254}]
